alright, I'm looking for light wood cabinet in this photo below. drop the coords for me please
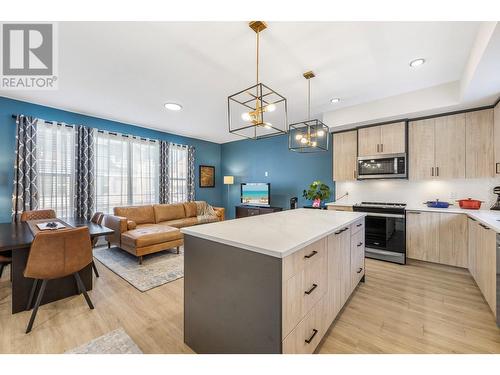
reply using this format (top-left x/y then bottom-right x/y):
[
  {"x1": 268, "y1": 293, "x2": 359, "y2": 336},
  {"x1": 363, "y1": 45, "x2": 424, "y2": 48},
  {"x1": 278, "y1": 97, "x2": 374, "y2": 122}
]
[
  {"x1": 438, "y1": 213, "x2": 468, "y2": 268},
  {"x1": 409, "y1": 114, "x2": 466, "y2": 180},
  {"x1": 467, "y1": 217, "x2": 478, "y2": 280},
  {"x1": 406, "y1": 211, "x2": 440, "y2": 263},
  {"x1": 333, "y1": 130, "x2": 357, "y2": 181},
  {"x1": 407, "y1": 211, "x2": 468, "y2": 268},
  {"x1": 282, "y1": 218, "x2": 366, "y2": 354},
  {"x1": 358, "y1": 122, "x2": 406, "y2": 157},
  {"x1": 409, "y1": 119, "x2": 435, "y2": 180},
  {"x1": 494, "y1": 101, "x2": 500, "y2": 174},
  {"x1": 468, "y1": 219, "x2": 497, "y2": 316},
  {"x1": 465, "y1": 109, "x2": 494, "y2": 178},
  {"x1": 434, "y1": 114, "x2": 466, "y2": 179}
]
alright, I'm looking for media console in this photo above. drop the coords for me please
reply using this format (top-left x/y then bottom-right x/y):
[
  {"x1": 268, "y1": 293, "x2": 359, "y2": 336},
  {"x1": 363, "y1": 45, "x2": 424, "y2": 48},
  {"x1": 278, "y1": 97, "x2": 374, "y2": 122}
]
[{"x1": 235, "y1": 205, "x2": 282, "y2": 218}]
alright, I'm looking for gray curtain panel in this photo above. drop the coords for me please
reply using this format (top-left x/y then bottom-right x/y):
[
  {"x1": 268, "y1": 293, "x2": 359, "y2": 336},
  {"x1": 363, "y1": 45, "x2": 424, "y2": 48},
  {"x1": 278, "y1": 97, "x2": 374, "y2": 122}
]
[
  {"x1": 187, "y1": 145, "x2": 196, "y2": 201},
  {"x1": 75, "y1": 125, "x2": 96, "y2": 219},
  {"x1": 159, "y1": 140, "x2": 170, "y2": 204},
  {"x1": 12, "y1": 115, "x2": 39, "y2": 222}
]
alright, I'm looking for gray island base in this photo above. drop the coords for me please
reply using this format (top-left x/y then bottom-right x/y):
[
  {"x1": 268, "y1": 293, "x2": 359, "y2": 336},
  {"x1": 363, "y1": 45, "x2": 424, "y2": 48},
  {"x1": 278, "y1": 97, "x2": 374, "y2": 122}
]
[{"x1": 181, "y1": 208, "x2": 367, "y2": 354}]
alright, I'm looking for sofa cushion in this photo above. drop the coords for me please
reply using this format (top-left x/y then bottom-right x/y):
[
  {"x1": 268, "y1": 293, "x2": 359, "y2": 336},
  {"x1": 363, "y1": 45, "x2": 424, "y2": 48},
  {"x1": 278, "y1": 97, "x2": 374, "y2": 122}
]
[
  {"x1": 127, "y1": 220, "x2": 137, "y2": 230},
  {"x1": 183, "y1": 202, "x2": 198, "y2": 218},
  {"x1": 159, "y1": 217, "x2": 199, "y2": 228},
  {"x1": 114, "y1": 205, "x2": 155, "y2": 225},
  {"x1": 154, "y1": 203, "x2": 186, "y2": 223},
  {"x1": 121, "y1": 224, "x2": 182, "y2": 248}
]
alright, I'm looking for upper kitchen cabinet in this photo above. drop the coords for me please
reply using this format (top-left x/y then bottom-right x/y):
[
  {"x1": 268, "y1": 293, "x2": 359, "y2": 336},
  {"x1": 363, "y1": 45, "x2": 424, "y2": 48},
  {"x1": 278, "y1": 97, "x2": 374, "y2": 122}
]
[
  {"x1": 333, "y1": 130, "x2": 357, "y2": 181},
  {"x1": 409, "y1": 118, "x2": 436, "y2": 180},
  {"x1": 494, "y1": 101, "x2": 500, "y2": 175},
  {"x1": 357, "y1": 122, "x2": 406, "y2": 157},
  {"x1": 409, "y1": 113, "x2": 466, "y2": 180},
  {"x1": 465, "y1": 108, "x2": 494, "y2": 178}
]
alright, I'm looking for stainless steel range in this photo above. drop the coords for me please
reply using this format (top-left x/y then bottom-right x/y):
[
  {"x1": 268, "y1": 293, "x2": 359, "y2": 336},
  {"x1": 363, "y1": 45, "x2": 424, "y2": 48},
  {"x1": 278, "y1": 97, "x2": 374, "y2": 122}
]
[{"x1": 352, "y1": 202, "x2": 406, "y2": 264}]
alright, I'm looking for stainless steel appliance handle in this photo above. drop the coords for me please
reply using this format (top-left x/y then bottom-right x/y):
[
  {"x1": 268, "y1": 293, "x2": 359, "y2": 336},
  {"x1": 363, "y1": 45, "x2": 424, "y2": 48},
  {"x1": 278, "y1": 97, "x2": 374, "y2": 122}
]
[{"x1": 365, "y1": 212, "x2": 405, "y2": 219}]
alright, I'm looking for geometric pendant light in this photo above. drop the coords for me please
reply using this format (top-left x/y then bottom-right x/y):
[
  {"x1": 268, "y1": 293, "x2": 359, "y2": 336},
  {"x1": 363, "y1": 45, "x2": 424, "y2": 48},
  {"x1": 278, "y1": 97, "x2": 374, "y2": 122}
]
[
  {"x1": 228, "y1": 21, "x2": 288, "y2": 139},
  {"x1": 289, "y1": 71, "x2": 329, "y2": 152}
]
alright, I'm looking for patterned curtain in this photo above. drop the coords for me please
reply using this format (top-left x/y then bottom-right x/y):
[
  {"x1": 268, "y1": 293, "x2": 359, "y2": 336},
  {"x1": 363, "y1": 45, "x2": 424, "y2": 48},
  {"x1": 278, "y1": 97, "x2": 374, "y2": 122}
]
[
  {"x1": 12, "y1": 115, "x2": 39, "y2": 222},
  {"x1": 187, "y1": 145, "x2": 195, "y2": 202},
  {"x1": 74, "y1": 125, "x2": 96, "y2": 219},
  {"x1": 159, "y1": 141, "x2": 170, "y2": 204}
]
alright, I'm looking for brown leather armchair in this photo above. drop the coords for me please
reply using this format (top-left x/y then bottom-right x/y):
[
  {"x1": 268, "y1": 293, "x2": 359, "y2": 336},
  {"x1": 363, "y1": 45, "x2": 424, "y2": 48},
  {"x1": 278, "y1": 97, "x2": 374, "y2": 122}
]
[
  {"x1": 20, "y1": 209, "x2": 56, "y2": 222},
  {"x1": 24, "y1": 227, "x2": 94, "y2": 334},
  {"x1": 213, "y1": 207, "x2": 225, "y2": 221}
]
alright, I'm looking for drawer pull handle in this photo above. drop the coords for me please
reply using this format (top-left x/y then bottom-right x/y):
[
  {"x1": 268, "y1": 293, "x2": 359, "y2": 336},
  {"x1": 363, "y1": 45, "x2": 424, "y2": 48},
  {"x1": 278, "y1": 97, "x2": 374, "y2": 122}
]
[
  {"x1": 335, "y1": 227, "x2": 348, "y2": 235},
  {"x1": 357, "y1": 267, "x2": 363, "y2": 274},
  {"x1": 305, "y1": 329, "x2": 318, "y2": 344},
  {"x1": 304, "y1": 250, "x2": 318, "y2": 259},
  {"x1": 479, "y1": 223, "x2": 490, "y2": 230},
  {"x1": 304, "y1": 283, "x2": 318, "y2": 295},
  {"x1": 356, "y1": 223, "x2": 363, "y2": 227},
  {"x1": 357, "y1": 242, "x2": 363, "y2": 247}
]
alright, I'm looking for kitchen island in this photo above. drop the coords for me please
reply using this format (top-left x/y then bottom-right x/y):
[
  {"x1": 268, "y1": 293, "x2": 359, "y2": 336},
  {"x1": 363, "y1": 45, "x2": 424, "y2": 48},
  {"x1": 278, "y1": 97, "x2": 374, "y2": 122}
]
[{"x1": 181, "y1": 208, "x2": 366, "y2": 354}]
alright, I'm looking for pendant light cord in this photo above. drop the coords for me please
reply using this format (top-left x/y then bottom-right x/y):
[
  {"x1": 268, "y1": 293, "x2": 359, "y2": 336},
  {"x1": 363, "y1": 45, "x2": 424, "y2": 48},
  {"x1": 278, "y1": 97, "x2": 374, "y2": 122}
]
[
  {"x1": 256, "y1": 30, "x2": 259, "y2": 85},
  {"x1": 307, "y1": 78, "x2": 311, "y2": 121}
]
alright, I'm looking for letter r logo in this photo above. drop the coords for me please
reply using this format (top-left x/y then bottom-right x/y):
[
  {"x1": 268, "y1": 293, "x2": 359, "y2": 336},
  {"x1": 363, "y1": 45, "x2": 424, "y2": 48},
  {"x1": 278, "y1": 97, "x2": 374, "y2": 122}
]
[{"x1": 2, "y1": 24, "x2": 53, "y2": 75}]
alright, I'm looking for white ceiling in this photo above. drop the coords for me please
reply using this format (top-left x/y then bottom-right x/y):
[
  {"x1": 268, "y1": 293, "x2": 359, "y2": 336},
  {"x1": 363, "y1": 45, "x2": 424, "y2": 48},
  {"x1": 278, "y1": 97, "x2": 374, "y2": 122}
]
[{"x1": 0, "y1": 21, "x2": 487, "y2": 143}]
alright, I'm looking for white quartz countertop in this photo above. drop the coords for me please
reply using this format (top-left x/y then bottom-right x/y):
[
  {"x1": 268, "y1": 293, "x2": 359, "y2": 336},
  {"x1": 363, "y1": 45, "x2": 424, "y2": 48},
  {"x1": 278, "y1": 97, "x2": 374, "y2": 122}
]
[
  {"x1": 406, "y1": 206, "x2": 500, "y2": 233},
  {"x1": 181, "y1": 208, "x2": 366, "y2": 258}
]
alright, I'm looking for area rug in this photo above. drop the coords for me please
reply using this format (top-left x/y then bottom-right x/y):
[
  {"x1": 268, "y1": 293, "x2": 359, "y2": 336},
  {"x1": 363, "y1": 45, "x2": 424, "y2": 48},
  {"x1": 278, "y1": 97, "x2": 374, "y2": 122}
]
[
  {"x1": 65, "y1": 328, "x2": 143, "y2": 354},
  {"x1": 93, "y1": 246, "x2": 184, "y2": 292}
]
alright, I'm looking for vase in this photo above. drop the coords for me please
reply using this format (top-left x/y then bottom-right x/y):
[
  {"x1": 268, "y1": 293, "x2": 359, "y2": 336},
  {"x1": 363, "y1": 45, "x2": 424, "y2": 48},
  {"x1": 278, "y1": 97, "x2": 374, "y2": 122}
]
[{"x1": 312, "y1": 198, "x2": 321, "y2": 208}]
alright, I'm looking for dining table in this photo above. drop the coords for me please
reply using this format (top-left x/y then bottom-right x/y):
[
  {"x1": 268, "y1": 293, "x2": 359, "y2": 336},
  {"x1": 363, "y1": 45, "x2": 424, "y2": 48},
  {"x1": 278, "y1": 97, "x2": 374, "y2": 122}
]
[{"x1": 0, "y1": 217, "x2": 113, "y2": 314}]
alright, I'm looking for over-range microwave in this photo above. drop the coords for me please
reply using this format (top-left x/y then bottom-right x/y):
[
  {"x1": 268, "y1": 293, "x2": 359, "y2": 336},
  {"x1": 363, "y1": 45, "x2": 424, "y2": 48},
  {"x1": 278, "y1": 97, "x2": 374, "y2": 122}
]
[{"x1": 357, "y1": 153, "x2": 407, "y2": 180}]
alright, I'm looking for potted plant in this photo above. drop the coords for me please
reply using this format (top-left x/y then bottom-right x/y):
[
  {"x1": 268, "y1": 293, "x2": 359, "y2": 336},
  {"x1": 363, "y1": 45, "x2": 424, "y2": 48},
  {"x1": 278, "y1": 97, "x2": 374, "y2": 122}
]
[{"x1": 302, "y1": 181, "x2": 331, "y2": 208}]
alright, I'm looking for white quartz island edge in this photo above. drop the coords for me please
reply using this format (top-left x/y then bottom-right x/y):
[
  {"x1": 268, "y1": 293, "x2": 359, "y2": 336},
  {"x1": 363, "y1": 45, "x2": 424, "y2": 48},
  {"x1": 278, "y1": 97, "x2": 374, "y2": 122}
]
[{"x1": 181, "y1": 208, "x2": 366, "y2": 258}]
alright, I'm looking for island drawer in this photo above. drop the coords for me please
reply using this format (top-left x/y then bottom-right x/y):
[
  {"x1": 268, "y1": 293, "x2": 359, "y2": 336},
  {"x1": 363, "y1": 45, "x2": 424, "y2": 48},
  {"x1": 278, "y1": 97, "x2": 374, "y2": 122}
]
[
  {"x1": 282, "y1": 237, "x2": 327, "y2": 281},
  {"x1": 282, "y1": 297, "x2": 327, "y2": 354},
  {"x1": 282, "y1": 253, "x2": 327, "y2": 338},
  {"x1": 351, "y1": 230, "x2": 365, "y2": 288},
  {"x1": 350, "y1": 218, "x2": 364, "y2": 235}
]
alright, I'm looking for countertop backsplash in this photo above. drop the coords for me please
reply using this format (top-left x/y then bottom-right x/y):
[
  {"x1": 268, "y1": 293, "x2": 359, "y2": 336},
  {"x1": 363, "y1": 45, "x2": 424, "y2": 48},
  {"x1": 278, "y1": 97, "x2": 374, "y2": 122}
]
[{"x1": 333, "y1": 177, "x2": 500, "y2": 208}]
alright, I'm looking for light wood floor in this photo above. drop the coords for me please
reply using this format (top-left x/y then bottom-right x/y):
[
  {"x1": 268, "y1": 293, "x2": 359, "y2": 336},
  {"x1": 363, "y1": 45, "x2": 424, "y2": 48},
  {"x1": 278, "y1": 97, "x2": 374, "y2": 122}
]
[{"x1": 1, "y1": 258, "x2": 499, "y2": 354}]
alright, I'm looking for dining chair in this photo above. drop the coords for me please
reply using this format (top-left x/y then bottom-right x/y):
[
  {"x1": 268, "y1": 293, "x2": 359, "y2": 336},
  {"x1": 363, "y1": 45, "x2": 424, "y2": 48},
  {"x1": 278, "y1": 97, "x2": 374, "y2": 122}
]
[
  {"x1": 24, "y1": 226, "x2": 94, "y2": 334},
  {"x1": 20, "y1": 209, "x2": 56, "y2": 222},
  {"x1": 0, "y1": 252, "x2": 12, "y2": 280},
  {"x1": 89, "y1": 212, "x2": 104, "y2": 278}
]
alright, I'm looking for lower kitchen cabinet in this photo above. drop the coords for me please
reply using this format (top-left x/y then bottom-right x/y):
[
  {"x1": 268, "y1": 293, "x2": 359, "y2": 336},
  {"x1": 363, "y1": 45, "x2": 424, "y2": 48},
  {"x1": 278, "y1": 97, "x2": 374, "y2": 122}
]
[
  {"x1": 468, "y1": 218, "x2": 497, "y2": 316},
  {"x1": 407, "y1": 211, "x2": 468, "y2": 268}
]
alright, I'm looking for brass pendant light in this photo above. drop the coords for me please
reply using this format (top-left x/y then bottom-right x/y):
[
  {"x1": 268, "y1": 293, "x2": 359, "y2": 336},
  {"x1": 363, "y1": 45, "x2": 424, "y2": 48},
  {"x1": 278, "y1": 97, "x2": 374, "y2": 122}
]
[
  {"x1": 227, "y1": 21, "x2": 288, "y2": 139},
  {"x1": 289, "y1": 71, "x2": 329, "y2": 152}
]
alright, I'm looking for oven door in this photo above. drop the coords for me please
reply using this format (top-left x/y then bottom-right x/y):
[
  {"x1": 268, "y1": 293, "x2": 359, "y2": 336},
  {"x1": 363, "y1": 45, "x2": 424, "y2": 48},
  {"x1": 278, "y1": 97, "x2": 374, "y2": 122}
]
[
  {"x1": 364, "y1": 212, "x2": 406, "y2": 264},
  {"x1": 357, "y1": 153, "x2": 407, "y2": 179}
]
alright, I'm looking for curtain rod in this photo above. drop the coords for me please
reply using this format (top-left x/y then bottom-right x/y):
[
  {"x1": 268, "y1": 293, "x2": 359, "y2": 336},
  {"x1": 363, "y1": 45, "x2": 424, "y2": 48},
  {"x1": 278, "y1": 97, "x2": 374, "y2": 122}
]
[{"x1": 12, "y1": 114, "x2": 157, "y2": 143}]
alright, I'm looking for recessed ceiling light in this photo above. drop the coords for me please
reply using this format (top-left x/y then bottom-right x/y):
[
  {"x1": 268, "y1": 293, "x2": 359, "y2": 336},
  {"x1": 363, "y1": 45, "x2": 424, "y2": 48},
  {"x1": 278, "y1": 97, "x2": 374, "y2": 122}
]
[
  {"x1": 409, "y1": 58, "x2": 425, "y2": 68},
  {"x1": 330, "y1": 98, "x2": 341, "y2": 104},
  {"x1": 164, "y1": 102, "x2": 183, "y2": 111}
]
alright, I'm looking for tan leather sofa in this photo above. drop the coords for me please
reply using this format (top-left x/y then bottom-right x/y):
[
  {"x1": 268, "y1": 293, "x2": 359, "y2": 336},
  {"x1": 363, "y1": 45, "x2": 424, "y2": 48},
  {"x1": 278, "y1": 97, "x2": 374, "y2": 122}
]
[{"x1": 104, "y1": 202, "x2": 224, "y2": 264}]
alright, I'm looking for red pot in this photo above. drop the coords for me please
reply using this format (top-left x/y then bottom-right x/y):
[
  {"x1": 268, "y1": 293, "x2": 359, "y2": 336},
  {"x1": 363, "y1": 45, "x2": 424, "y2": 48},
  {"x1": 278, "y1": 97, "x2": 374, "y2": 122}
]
[{"x1": 456, "y1": 198, "x2": 483, "y2": 210}]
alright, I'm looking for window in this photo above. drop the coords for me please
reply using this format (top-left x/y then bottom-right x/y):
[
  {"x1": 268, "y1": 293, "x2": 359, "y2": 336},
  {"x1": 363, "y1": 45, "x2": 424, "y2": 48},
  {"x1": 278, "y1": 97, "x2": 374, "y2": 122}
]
[
  {"x1": 36, "y1": 122, "x2": 76, "y2": 217},
  {"x1": 169, "y1": 143, "x2": 188, "y2": 203},
  {"x1": 130, "y1": 138, "x2": 159, "y2": 205},
  {"x1": 95, "y1": 131, "x2": 159, "y2": 213}
]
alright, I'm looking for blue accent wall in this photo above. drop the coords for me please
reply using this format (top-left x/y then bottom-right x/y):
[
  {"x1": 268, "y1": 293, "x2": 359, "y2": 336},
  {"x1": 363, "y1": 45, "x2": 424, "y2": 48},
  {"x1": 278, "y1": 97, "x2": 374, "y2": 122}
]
[
  {"x1": 221, "y1": 134, "x2": 334, "y2": 219},
  {"x1": 0, "y1": 96, "x2": 222, "y2": 223}
]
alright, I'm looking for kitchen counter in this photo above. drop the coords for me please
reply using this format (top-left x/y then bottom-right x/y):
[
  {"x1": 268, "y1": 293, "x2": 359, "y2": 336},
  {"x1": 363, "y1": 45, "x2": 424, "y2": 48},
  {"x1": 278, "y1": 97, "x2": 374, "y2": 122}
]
[
  {"x1": 406, "y1": 206, "x2": 500, "y2": 233},
  {"x1": 181, "y1": 208, "x2": 366, "y2": 258}
]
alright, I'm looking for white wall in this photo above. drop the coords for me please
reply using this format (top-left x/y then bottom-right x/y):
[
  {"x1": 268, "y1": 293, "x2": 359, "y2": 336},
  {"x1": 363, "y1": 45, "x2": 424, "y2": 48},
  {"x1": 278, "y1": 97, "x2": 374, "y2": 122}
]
[{"x1": 334, "y1": 177, "x2": 500, "y2": 208}]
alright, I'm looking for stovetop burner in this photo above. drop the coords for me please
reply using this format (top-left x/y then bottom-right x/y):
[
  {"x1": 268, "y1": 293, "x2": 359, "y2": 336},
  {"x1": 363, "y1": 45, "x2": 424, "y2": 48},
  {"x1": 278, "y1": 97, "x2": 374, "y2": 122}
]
[{"x1": 352, "y1": 201, "x2": 407, "y2": 215}]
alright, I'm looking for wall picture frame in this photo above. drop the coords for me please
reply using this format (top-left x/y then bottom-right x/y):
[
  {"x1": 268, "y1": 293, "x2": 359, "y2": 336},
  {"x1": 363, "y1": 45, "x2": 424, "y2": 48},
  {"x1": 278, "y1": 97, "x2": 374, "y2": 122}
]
[{"x1": 199, "y1": 165, "x2": 215, "y2": 188}]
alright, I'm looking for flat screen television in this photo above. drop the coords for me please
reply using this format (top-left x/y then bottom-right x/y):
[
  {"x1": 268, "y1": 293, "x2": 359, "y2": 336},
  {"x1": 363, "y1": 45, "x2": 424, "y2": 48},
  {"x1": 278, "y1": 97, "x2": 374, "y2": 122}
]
[{"x1": 241, "y1": 183, "x2": 271, "y2": 207}]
